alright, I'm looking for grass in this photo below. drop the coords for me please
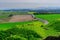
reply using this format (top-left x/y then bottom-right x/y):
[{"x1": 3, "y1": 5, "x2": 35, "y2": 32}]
[
  {"x1": 35, "y1": 14, "x2": 60, "y2": 38},
  {"x1": 35, "y1": 14, "x2": 60, "y2": 23},
  {"x1": 0, "y1": 21, "x2": 45, "y2": 40},
  {"x1": 0, "y1": 20, "x2": 59, "y2": 40},
  {"x1": 0, "y1": 13, "x2": 60, "y2": 40}
]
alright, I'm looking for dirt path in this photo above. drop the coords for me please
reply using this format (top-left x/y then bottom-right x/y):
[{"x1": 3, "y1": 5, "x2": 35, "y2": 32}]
[
  {"x1": 36, "y1": 18, "x2": 49, "y2": 25},
  {"x1": 32, "y1": 15, "x2": 49, "y2": 25}
]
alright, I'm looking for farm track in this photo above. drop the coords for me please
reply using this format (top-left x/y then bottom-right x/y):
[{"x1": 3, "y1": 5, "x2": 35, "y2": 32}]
[
  {"x1": 32, "y1": 15, "x2": 49, "y2": 25},
  {"x1": 36, "y1": 18, "x2": 49, "y2": 25}
]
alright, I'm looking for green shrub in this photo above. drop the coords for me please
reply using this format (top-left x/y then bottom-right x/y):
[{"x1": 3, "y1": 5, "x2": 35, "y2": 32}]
[
  {"x1": 49, "y1": 21, "x2": 60, "y2": 32},
  {"x1": 0, "y1": 27, "x2": 42, "y2": 40}
]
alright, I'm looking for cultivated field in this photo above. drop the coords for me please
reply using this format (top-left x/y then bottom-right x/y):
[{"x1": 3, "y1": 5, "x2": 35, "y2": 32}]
[
  {"x1": 35, "y1": 14, "x2": 60, "y2": 23},
  {"x1": 9, "y1": 15, "x2": 34, "y2": 22},
  {"x1": 0, "y1": 11, "x2": 60, "y2": 40}
]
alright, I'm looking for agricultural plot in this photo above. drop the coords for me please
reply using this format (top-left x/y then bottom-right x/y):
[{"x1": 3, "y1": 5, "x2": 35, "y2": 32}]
[
  {"x1": 35, "y1": 14, "x2": 60, "y2": 23},
  {"x1": 0, "y1": 13, "x2": 60, "y2": 40}
]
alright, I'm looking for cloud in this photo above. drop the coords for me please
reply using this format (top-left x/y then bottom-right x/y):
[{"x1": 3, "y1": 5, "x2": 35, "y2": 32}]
[
  {"x1": 0, "y1": 0, "x2": 40, "y2": 3},
  {"x1": 0, "y1": 0, "x2": 60, "y2": 4},
  {"x1": 0, "y1": 3, "x2": 40, "y2": 9},
  {"x1": 0, "y1": 0, "x2": 60, "y2": 9}
]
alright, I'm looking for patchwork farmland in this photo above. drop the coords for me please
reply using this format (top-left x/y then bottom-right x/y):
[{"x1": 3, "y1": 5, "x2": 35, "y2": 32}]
[{"x1": 0, "y1": 11, "x2": 60, "y2": 40}]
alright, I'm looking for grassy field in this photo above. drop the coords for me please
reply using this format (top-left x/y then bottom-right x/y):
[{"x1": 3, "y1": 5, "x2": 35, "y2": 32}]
[
  {"x1": 35, "y1": 14, "x2": 60, "y2": 38},
  {"x1": 0, "y1": 20, "x2": 59, "y2": 40},
  {"x1": 0, "y1": 12, "x2": 60, "y2": 40},
  {"x1": 0, "y1": 21, "x2": 45, "y2": 40},
  {"x1": 35, "y1": 14, "x2": 60, "y2": 23}
]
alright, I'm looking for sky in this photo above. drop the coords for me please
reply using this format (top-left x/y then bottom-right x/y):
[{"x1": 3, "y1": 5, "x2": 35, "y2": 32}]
[{"x1": 0, "y1": 0, "x2": 60, "y2": 9}]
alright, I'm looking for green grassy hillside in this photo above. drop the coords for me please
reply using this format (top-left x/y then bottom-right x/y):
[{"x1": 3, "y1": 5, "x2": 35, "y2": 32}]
[
  {"x1": 0, "y1": 21, "x2": 45, "y2": 40},
  {"x1": 0, "y1": 20, "x2": 60, "y2": 40}
]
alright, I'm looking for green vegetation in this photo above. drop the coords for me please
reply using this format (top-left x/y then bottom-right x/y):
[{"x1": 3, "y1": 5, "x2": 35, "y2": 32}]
[
  {"x1": 35, "y1": 14, "x2": 60, "y2": 37},
  {"x1": 0, "y1": 21, "x2": 44, "y2": 40},
  {"x1": 0, "y1": 27, "x2": 41, "y2": 40},
  {"x1": 35, "y1": 14, "x2": 60, "y2": 23},
  {"x1": 48, "y1": 21, "x2": 60, "y2": 32},
  {"x1": 0, "y1": 11, "x2": 60, "y2": 40},
  {"x1": 0, "y1": 11, "x2": 29, "y2": 18},
  {"x1": 0, "y1": 20, "x2": 60, "y2": 40}
]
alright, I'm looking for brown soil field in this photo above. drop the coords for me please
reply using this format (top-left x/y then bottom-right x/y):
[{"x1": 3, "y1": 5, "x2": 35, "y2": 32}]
[{"x1": 9, "y1": 15, "x2": 34, "y2": 22}]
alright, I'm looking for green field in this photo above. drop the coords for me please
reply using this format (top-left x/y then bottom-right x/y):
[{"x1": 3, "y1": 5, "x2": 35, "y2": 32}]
[
  {"x1": 0, "y1": 20, "x2": 59, "y2": 40},
  {"x1": 0, "y1": 13, "x2": 60, "y2": 40},
  {"x1": 35, "y1": 14, "x2": 60, "y2": 23}
]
